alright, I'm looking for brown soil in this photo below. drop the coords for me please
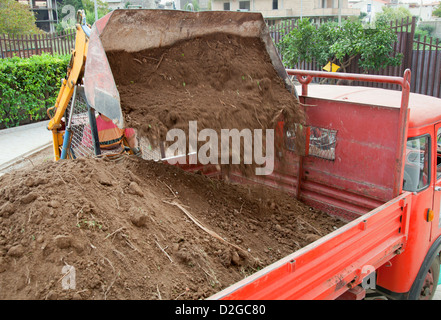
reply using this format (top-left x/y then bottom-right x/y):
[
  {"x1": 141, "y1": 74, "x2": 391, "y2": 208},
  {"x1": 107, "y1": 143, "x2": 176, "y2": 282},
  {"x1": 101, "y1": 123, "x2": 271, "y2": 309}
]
[
  {"x1": 106, "y1": 33, "x2": 305, "y2": 166},
  {"x1": 0, "y1": 156, "x2": 344, "y2": 300}
]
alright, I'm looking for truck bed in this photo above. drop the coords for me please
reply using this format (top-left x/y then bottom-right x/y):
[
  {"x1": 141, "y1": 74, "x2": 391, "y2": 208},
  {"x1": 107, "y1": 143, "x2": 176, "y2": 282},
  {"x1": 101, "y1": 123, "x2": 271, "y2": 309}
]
[
  {"x1": 208, "y1": 71, "x2": 413, "y2": 299},
  {"x1": 154, "y1": 70, "x2": 413, "y2": 299},
  {"x1": 209, "y1": 192, "x2": 410, "y2": 299}
]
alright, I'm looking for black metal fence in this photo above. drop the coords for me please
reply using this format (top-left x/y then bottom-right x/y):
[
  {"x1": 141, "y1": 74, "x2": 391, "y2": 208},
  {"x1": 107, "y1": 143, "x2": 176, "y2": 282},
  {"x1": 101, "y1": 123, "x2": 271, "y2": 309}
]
[{"x1": 412, "y1": 36, "x2": 441, "y2": 97}]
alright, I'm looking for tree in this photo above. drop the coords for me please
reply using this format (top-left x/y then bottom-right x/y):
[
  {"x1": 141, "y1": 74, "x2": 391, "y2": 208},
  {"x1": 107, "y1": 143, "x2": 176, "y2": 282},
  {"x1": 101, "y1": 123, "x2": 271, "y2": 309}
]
[
  {"x1": 55, "y1": 0, "x2": 84, "y2": 32},
  {"x1": 57, "y1": 0, "x2": 84, "y2": 22},
  {"x1": 82, "y1": 0, "x2": 110, "y2": 25},
  {"x1": 277, "y1": 19, "x2": 402, "y2": 73},
  {"x1": 357, "y1": 21, "x2": 403, "y2": 70},
  {"x1": 433, "y1": 3, "x2": 441, "y2": 18},
  {"x1": 277, "y1": 19, "x2": 319, "y2": 66},
  {"x1": 184, "y1": 0, "x2": 200, "y2": 11},
  {"x1": 0, "y1": 0, "x2": 40, "y2": 34},
  {"x1": 375, "y1": 6, "x2": 413, "y2": 24},
  {"x1": 414, "y1": 24, "x2": 434, "y2": 40}
]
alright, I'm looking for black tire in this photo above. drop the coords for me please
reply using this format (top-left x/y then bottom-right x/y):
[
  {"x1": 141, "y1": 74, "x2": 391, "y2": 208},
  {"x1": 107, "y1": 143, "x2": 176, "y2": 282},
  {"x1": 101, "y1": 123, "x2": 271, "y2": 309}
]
[
  {"x1": 416, "y1": 255, "x2": 440, "y2": 300},
  {"x1": 378, "y1": 241, "x2": 441, "y2": 300}
]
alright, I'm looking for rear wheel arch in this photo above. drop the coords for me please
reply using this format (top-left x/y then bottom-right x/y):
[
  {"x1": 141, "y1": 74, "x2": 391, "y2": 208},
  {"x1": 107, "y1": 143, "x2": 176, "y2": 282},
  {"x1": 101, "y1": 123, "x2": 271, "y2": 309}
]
[{"x1": 407, "y1": 236, "x2": 441, "y2": 300}]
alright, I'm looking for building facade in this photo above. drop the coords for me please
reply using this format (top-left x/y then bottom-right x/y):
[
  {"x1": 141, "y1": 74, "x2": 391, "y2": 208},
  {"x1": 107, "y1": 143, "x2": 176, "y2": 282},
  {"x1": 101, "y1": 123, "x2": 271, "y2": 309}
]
[
  {"x1": 17, "y1": 0, "x2": 58, "y2": 33},
  {"x1": 407, "y1": 1, "x2": 440, "y2": 21},
  {"x1": 349, "y1": 0, "x2": 386, "y2": 22},
  {"x1": 104, "y1": 0, "x2": 158, "y2": 10},
  {"x1": 212, "y1": 0, "x2": 360, "y2": 22}
]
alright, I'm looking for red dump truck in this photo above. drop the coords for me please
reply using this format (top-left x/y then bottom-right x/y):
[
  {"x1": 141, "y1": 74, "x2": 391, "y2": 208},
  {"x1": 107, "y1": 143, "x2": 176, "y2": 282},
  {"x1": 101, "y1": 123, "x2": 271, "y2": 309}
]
[
  {"x1": 198, "y1": 69, "x2": 441, "y2": 300},
  {"x1": 50, "y1": 10, "x2": 440, "y2": 300}
]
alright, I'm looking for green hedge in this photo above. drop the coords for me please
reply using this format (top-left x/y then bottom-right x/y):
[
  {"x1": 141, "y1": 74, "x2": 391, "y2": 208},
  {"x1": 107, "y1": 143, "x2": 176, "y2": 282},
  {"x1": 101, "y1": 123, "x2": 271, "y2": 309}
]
[{"x1": 0, "y1": 53, "x2": 70, "y2": 128}]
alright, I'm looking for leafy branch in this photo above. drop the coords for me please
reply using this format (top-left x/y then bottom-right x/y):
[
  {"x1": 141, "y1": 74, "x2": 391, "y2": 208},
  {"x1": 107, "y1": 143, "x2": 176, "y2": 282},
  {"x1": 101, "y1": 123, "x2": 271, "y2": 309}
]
[{"x1": 277, "y1": 18, "x2": 402, "y2": 73}]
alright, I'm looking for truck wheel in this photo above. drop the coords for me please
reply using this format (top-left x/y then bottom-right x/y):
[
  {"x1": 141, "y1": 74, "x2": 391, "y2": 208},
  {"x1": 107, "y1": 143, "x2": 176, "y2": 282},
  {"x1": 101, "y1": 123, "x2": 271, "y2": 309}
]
[{"x1": 418, "y1": 255, "x2": 440, "y2": 300}]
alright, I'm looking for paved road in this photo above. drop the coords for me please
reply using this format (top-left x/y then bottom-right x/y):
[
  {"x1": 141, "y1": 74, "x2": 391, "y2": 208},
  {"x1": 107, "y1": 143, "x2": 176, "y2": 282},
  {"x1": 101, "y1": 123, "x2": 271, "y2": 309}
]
[
  {"x1": 0, "y1": 120, "x2": 52, "y2": 172},
  {"x1": 436, "y1": 279, "x2": 441, "y2": 300}
]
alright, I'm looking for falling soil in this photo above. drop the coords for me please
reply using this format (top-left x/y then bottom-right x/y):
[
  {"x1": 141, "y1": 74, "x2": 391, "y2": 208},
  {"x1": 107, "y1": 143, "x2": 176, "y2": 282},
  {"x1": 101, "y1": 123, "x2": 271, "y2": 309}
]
[
  {"x1": 106, "y1": 33, "x2": 305, "y2": 171},
  {"x1": 0, "y1": 157, "x2": 344, "y2": 299}
]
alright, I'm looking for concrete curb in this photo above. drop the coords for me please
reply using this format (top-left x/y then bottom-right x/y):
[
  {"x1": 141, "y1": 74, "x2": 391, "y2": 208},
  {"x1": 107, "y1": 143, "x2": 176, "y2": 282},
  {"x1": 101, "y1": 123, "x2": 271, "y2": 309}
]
[
  {"x1": 0, "y1": 142, "x2": 52, "y2": 172},
  {"x1": 0, "y1": 120, "x2": 52, "y2": 171},
  {"x1": 0, "y1": 120, "x2": 50, "y2": 136}
]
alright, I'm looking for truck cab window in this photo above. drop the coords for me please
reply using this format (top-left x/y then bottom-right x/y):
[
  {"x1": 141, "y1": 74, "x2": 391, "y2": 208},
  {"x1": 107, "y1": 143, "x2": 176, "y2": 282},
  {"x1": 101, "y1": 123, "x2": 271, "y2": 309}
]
[
  {"x1": 403, "y1": 135, "x2": 430, "y2": 192},
  {"x1": 437, "y1": 129, "x2": 441, "y2": 180}
]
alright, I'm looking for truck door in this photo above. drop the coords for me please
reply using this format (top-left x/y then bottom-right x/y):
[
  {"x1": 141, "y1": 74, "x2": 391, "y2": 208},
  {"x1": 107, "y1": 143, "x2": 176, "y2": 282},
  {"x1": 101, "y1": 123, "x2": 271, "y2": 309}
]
[{"x1": 432, "y1": 125, "x2": 441, "y2": 241}]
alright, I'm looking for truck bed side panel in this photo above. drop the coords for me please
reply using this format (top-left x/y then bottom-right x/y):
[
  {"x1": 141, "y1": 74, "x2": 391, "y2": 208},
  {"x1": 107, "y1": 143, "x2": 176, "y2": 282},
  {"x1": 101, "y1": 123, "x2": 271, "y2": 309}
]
[
  {"x1": 302, "y1": 97, "x2": 400, "y2": 199},
  {"x1": 227, "y1": 96, "x2": 403, "y2": 221}
]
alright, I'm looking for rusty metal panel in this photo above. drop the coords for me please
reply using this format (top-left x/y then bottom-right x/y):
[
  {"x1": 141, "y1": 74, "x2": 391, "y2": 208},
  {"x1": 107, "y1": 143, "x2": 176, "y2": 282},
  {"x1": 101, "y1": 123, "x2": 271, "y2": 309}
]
[
  {"x1": 301, "y1": 96, "x2": 401, "y2": 202},
  {"x1": 224, "y1": 94, "x2": 403, "y2": 220}
]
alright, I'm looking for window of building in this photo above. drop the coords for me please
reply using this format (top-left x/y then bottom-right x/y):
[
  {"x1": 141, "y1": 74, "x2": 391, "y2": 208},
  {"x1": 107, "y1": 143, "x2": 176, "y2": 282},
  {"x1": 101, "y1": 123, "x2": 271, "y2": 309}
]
[
  {"x1": 321, "y1": 0, "x2": 335, "y2": 8},
  {"x1": 35, "y1": 1, "x2": 48, "y2": 7},
  {"x1": 223, "y1": 2, "x2": 230, "y2": 10},
  {"x1": 239, "y1": 1, "x2": 250, "y2": 11},
  {"x1": 272, "y1": 0, "x2": 278, "y2": 10}
]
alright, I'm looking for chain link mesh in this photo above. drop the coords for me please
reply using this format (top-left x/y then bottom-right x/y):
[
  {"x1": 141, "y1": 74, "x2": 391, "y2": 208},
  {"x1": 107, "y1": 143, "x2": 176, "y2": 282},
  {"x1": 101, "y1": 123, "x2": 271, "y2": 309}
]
[
  {"x1": 66, "y1": 87, "x2": 95, "y2": 159},
  {"x1": 64, "y1": 86, "x2": 166, "y2": 161},
  {"x1": 285, "y1": 124, "x2": 337, "y2": 160},
  {"x1": 308, "y1": 127, "x2": 337, "y2": 160},
  {"x1": 139, "y1": 137, "x2": 163, "y2": 161}
]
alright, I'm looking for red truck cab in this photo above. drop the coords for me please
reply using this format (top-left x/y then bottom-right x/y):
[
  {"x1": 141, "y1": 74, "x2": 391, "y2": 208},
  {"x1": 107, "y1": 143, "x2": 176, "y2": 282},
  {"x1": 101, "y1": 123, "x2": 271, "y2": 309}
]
[
  {"x1": 206, "y1": 69, "x2": 441, "y2": 300},
  {"x1": 376, "y1": 85, "x2": 441, "y2": 299}
]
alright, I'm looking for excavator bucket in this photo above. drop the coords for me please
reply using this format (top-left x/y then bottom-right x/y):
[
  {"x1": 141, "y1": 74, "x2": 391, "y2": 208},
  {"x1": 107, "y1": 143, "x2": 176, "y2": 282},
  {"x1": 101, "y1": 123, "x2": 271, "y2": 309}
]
[{"x1": 83, "y1": 9, "x2": 296, "y2": 129}]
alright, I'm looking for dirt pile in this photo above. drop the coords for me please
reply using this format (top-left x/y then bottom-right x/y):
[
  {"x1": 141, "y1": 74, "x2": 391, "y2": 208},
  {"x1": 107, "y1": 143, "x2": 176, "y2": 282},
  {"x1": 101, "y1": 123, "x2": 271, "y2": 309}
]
[
  {"x1": 0, "y1": 156, "x2": 344, "y2": 299},
  {"x1": 106, "y1": 33, "x2": 305, "y2": 163}
]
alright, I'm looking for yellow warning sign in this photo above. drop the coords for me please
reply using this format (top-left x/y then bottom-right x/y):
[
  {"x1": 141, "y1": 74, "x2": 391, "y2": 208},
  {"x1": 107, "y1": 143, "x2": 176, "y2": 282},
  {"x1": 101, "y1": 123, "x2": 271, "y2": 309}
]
[{"x1": 323, "y1": 61, "x2": 340, "y2": 72}]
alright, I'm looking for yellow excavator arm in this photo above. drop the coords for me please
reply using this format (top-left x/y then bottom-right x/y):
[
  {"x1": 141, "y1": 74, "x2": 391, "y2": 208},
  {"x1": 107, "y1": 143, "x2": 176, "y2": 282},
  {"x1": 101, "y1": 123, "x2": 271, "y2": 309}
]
[{"x1": 47, "y1": 10, "x2": 90, "y2": 161}]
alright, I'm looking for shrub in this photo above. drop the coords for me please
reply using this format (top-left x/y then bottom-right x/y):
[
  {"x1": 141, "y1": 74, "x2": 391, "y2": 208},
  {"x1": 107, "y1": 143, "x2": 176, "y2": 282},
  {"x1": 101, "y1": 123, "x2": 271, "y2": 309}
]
[
  {"x1": 277, "y1": 19, "x2": 402, "y2": 73},
  {"x1": 0, "y1": 53, "x2": 70, "y2": 128}
]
